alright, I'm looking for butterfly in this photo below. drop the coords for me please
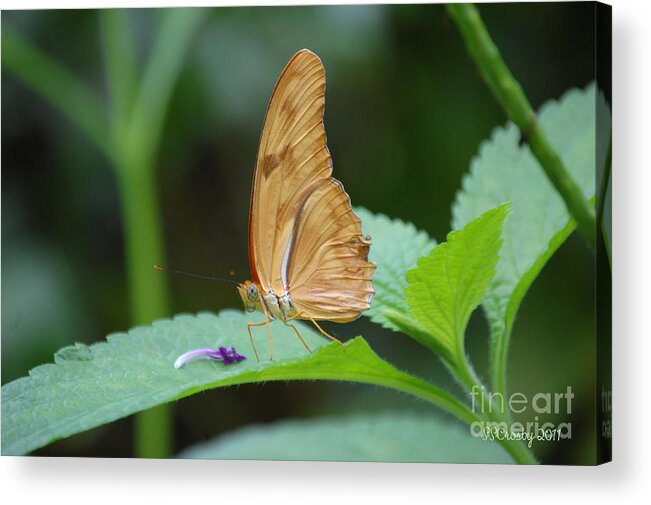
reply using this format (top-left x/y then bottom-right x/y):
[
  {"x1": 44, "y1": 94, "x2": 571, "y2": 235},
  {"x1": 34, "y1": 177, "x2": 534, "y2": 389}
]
[{"x1": 236, "y1": 49, "x2": 376, "y2": 362}]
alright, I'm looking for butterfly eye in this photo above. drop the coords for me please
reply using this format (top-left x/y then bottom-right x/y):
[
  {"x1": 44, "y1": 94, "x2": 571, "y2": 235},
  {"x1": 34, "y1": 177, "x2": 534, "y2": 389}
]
[{"x1": 247, "y1": 284, "x2": 259, "y2": 301}]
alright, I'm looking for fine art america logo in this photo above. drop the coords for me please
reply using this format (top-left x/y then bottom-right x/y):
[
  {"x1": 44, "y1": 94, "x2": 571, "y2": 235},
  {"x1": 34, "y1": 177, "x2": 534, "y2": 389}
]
[{"x1": 469, "y1": 386, "x2": 574, "y2": 447}]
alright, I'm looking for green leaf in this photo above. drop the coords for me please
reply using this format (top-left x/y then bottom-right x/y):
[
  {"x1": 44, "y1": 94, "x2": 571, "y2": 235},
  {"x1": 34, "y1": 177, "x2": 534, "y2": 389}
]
[
  {"x1": 406, "y1": 204, "x2": 511, "y2": 360},
  {"x1": 1, "y1": 310, "x2": 475, "y2": 456},
  {"x1": 179, "y1": 411, "x2": 513, "y2": 463},
  {"x1": 452, "y1": 83, "x2": 600, "y2": 393},
  {"x1": 355, "y1": 207, "x2": 437, "y2": 345}
]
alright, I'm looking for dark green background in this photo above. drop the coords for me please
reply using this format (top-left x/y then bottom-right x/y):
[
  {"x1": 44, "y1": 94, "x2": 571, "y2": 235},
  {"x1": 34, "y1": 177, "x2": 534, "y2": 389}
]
[{"x1": 2, "y1": 3, "x2": 597, "y2": 463}]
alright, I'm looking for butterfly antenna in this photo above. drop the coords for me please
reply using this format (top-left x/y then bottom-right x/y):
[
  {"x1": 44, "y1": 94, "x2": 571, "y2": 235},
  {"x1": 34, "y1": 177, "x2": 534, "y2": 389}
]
[{"x1": 154, "y1": 265, "x2": 241, "y2": 286}]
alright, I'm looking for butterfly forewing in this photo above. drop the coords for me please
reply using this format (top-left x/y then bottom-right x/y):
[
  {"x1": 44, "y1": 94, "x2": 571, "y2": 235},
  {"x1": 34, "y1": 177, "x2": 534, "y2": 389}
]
[
  {"x1": 249, "y1": 49, "x2": 375, "y2": 322},
  {"x1": 249, "y1": 50, "x2": 331, "y2": 293}
]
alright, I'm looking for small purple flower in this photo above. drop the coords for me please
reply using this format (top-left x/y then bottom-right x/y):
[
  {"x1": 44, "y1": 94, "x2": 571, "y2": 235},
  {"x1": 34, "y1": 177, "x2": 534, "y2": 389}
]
[
  {"x1": 174, "y1": 346, "x2": 246, "y2": 369},
  {"x1": 216, "y1": 346, "x2": 247, "y2": 365}
]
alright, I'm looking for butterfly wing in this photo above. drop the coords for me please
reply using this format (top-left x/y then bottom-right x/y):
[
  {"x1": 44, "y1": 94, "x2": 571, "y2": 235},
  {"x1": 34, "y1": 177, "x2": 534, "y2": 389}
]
[
  {"x1": 286, "y1": 178, "x2": 376, "y2": 322},
  {"x1": 249, "y1": 49, "x2": 332, "y2": 293},
  {"x1": 249, "y1": 49, "x2": 375, "y2": 320}
]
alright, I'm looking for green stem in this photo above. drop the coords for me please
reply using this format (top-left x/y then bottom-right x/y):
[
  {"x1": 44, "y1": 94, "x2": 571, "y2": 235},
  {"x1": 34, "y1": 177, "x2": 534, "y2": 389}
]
[
  {"x1": 102, "y1": 9, "x2": 205, "y2": 458},
  {"x1": 134, "y1": 405, "x2": 173, "y2": 459},
  {"x1": 130, "y1": 8, "x2": 207, "y2": 166},
  {"x1": 116, "y1": 144, "x2": 175, "y2": 459},
  {"x1": 496, "y1": 427, "x2": 538, "y2": 464},
  {"x1": 447, "y1": 3, "x2": 596, "y2": 250},
  {"x1": 100, "y1": 9, "x2": 138, "y2": 136},
  {"x1": 448, "y1": 353, "x2": 536, "y2": 464},
  {"x1": 454, "y1": 353, "x2": 514, "y2": 429},
  {"x1": 114, "y1": 161, "x2": 171, "y2": 327},
  {"x1": 100, "y1": 11, "x2": 174, "y2": 459}
]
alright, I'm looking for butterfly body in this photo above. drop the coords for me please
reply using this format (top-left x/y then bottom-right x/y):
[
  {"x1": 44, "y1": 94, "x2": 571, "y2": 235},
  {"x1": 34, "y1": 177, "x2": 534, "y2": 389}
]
[
  {"x1": 239, "y1": 49, "x2": 376, "y2": 361},
  {"x1": 237, "y1": 281, "x2": 297, "y2": 322}
]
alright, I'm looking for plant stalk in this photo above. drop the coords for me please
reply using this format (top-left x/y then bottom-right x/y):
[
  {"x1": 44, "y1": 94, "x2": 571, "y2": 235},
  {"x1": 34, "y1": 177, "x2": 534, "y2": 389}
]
[
  {"x1": 102, "y1": 9, "x2": 206, "y2": 458},
  {"x1": 451, "y1": 354, "x2": 537, "y2": 464},
  {"x1": 447, "y1": 3, "x2": 596, "y2": 250}
]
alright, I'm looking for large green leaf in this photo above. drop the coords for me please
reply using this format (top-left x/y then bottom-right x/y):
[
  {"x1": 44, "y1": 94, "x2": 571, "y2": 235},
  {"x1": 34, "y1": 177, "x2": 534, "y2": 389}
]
[
  {"x1": 179, "y1": 411, "x2": 513, "y2": 463},
  {"x1": 452, "y1": 83, "x2": 598, "y2": 391},
  {"x1": 355, "y1": 207, "x2": 437, "y2": 349},
  {"x1": 406, "y1": 204, "x2": 510, "y2": 360},
  {"x1": 1, "y1": 310, "x2": 473, "y2": 456}
]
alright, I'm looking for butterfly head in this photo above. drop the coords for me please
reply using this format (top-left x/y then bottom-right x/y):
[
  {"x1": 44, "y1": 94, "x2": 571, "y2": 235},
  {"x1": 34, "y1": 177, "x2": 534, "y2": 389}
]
[{"x1": 237, "y1": 280, "x2": 260, "y2": 313}]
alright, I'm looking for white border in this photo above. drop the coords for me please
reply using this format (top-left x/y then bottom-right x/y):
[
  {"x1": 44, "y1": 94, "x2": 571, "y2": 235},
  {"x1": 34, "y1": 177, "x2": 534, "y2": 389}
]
[{"x1": 2, "y1": 0, "x2": 650, "y2": 503}]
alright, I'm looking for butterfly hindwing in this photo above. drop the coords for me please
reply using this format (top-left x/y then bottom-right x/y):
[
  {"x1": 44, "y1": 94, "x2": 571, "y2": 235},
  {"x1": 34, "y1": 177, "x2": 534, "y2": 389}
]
[{"x1": 286, "y1": 178, "x2": 376, "y2": 322}]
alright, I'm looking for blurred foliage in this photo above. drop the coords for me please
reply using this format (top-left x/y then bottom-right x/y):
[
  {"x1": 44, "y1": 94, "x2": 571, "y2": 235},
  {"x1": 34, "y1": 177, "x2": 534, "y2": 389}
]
[
  {"x1": 2, "y1": 3, "x2": 597, "y2": 464},
  {"x1": 179, "y1": 412, "x2": 512, "y2": 463}
]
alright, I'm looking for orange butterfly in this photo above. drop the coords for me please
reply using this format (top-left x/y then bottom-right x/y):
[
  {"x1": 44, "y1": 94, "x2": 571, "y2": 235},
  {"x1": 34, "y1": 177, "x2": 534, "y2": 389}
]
[{"x1": 237, "y1": 49, "x2": 376, "y2": 362}]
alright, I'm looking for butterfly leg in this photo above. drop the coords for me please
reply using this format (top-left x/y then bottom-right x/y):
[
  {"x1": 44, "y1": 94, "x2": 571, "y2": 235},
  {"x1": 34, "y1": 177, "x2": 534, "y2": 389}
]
[
  {"x1": 283, "y1": 316, "x2": 313, "y2": 354},
  {"x1": 258, "y1": 304, "x2": 275, "y2": 361},
  {"x1": 288, "y1": 325, "x2": 313, "y2": 353},
  {"x1": 301, "y1": 313, "x2": 345, "y2": 350},
  {"x1": 246, "y1": 321, "x2": 266, "y2": 363}
]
